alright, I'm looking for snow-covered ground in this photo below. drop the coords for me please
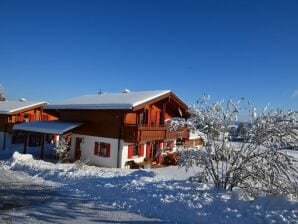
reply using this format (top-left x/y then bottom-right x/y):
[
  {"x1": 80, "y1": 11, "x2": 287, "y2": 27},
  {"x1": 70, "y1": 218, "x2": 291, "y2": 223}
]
[{"x1": 0, "y1": 152, "x2": 297, "y2": 223}]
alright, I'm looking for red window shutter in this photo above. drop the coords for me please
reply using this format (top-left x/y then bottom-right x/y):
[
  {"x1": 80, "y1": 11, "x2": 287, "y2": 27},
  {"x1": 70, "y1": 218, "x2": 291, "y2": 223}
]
[
  {"x1": 94, "y1": 142, "x2": 99, "y2": 155},
  {"x1": 170, "y1": 141, "x2": 174, "y2": 151},
  {"x1": 128, "y1": 145, "x2": 133, "y2": 159},
  {"x1": 159, "y1": 142, "x2": 163, "y2": 149},
  {"x1": 138, "y1": 144, "x2": 144, "y2": 157},
  {"x1": 29, "y1": 114, "x2": 34, "y2": 122},
  {"x1": 106, "y1": 144, "x2": 111, "y2": 157},
  {"x1": 19, "y1": 115, "x2": 24, "y2": 122},
  {"x1": 146, "y1": 143, "x2": 151, "y2": 158}
]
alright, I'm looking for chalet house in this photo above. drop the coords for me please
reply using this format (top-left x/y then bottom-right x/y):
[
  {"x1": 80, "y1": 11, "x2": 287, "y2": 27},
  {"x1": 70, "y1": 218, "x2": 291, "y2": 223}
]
[
  {"x1": 0, "y1": 99, "x2": 55, "y2": 155},
  {"x1": 14, "y1": 90, "x2": 201, "y2": 168}
]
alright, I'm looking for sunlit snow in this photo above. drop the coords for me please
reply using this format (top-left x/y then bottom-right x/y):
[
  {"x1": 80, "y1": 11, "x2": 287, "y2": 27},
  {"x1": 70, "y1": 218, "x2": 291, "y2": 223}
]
[{"x1": 0, "y1": 152, "x2": 297, "y2": 223}]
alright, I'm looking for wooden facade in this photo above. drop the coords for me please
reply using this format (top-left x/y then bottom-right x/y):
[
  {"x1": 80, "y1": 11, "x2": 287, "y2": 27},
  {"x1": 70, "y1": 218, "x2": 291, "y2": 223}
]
[
  {"x1": 41, "y1": 90, "x2": 204, "y2": 168},
  {"x1": 1, "y1": 106, "x2": 55, "y2": 133},
  {"x1": 0, "y1": 102, "x2": 56, "y2": 150},
  {"x1": 45, "y1": 92, "x2": 190, "y2": 145}
]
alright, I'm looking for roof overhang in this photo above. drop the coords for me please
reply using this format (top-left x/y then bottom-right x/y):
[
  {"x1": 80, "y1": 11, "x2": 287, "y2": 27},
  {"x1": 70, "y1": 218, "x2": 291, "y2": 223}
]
[
  {"x1": 13, "y1": 120, "x2": 83, "y2": 135},
  {"x1": 45, "y1": 104, "x2": 133, "y2": 110},
  {"x1": 0, "y1": 102, "x2": 47, "y2": 115}
]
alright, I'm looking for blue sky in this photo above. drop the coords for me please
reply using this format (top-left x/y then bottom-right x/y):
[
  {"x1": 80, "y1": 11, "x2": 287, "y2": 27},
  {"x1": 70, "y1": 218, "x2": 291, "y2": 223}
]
[{"x1": 0, "y1": 0, "x2": 297, "y2": 110}]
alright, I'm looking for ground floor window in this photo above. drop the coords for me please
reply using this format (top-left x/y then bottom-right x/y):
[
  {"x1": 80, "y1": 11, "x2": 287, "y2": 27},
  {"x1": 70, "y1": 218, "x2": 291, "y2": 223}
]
[
  {"x1": 28, "y1": 133, "x2": 41, "y2": 147},
  {"x1": 45, "y1": 134, "x2": 53, "y2": 144},
  {"x1": 128, "y1": 144, "x2": 144, "y2": 159},
  {"x1": 11, "y1": 132, "x2": 25, "y2": 144},
  {"x1": 133, "y1": 144, "x2": 139, "y2": 156},
  {"x1": 176, "y1": 138, "x2": 184, "y2": 146},
  {"x1": 165, "y1": 141, "x2": 174, "y2": 151},
  {"x1": 94, "y1": 142, "x2": 111, "y2": 157}
]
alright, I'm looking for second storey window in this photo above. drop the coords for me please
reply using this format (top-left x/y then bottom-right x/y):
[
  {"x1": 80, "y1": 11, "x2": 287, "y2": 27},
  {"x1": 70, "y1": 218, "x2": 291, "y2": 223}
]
[
  {"x1": 94, "y1": 142, "x2": 111, "y2": 158},
  {"x1": 159, "y1": 111, "x2": 164, "y2": 126},
  {"x1": 139, "y1": 110, "x2": 148, "y2": 125}
]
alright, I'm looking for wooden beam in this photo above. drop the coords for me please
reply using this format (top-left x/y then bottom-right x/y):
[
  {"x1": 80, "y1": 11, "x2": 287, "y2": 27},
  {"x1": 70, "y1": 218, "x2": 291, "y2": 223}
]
[
  {"x1": 23, "y1": 132, "x2": 28, "y2": 154},
  {"x1": 40, "y1": 133, "x2": 45, "y2": 159}
]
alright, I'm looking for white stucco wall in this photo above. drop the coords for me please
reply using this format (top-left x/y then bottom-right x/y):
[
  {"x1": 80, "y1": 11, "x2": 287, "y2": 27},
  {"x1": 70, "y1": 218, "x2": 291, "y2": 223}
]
[
  {"x1": 69, "y1": 134, "x2": 179, "y2": 168},
  {"x1": 70, "y1": 134, "x2": 120, "y2": 168}
]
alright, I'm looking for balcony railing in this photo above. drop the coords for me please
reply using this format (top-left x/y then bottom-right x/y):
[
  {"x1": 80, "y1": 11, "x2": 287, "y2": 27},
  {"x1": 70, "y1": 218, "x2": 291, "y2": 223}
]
[{"x1": 123, "y1": 124, "x2": 189, "y2": 143}]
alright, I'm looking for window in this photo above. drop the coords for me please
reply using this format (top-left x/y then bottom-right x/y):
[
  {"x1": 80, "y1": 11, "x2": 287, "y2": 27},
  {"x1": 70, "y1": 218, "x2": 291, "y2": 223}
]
[
  {"x1": 94, "y1": 142, "x2": 110, "y2": 157},
  {"x1": 28, "y1": 133, "x2": 41, "y2": 147},
  {"x1": 133, "y1": 144, "x2": 139, "y2": 156},
  {"x1": 45, "y1": 134, "x2": 54, "y2": 144},
  {"x1": 24, "y1": 114, "x2": 29, "y2": 123},
  {"x1": 139, "y1": 110, "x2": 148, "y2": 125},
  {"x1": 165, "y1": 141, "x2": 174, "y2": 151},
  {"x1": 128, "y1": 144, "x2": 144, "y2": 159},
  {"x1": 159, "y1": 111, "x2": 164, "y2": 126},
  {"x1": 11, "y1": 133, "x2": 25, "y2": 144},
  {"x1": 176, "y1": 139, "x2": 184, "y2": 146}
]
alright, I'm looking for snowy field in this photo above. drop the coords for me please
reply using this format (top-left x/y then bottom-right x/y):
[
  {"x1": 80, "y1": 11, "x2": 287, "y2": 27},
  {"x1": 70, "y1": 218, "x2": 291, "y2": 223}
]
[{"x1": 0, "y1": 152, "x2": 298, "y2": 224}]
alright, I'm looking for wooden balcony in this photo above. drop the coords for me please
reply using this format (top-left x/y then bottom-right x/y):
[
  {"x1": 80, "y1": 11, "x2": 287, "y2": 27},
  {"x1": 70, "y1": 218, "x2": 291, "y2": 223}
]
[{"x1": 123, "y1": 124, "x2": 189, "y2": 143}]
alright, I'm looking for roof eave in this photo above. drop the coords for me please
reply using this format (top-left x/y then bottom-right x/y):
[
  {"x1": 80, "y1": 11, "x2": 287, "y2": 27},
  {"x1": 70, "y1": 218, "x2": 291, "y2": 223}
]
[
  {"x1": 0, "y1": 102, "x2": 48, "y2": 115},
  {"x1": 45, "y1": 104, "x2": 133, "y2": 110}
]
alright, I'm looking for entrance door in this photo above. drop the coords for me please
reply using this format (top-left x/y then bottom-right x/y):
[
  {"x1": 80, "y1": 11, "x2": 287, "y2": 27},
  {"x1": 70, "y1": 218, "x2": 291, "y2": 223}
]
[
  {"x1": 151, "y1": 142, "x2": 157, "y2": 161},
  {"x1": 74, "y1": 137, "x2": 82, "y2": 160}
]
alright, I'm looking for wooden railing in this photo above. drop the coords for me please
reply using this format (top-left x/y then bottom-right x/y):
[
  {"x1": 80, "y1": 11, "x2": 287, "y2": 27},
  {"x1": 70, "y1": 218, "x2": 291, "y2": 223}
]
[{"x1": 123, "y1": 124, "x2": 189, "y2": 142}]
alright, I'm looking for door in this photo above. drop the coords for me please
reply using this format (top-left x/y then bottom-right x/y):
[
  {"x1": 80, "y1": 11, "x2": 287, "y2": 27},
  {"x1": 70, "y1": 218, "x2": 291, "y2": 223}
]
[
  {"x1": 151, "y1": 142, "x2": 157, "y2": 161},
  {"x1": 74, "y1": 137, "x2": 82, "y2": 160}
]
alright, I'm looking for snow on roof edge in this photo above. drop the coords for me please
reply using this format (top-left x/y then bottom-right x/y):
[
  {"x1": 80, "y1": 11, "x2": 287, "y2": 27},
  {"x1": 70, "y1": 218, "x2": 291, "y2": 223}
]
[
  {"x1": 0, "y1": 101, "x2": 47, "y2": 114},
  {"x1": 13, "y1": 120, "x2": 83, "y2": 134},
  {"x1": 45, "y1": 104, "x2": 133, "y2": 110},
  {"x1": 9, "y1": 101, "x2": 47, "y2": 113},
  {"x1": 132, "y1": 90, "x2": 171, "y2": 108},
  {"x1": 45, "y1": 90, "x2": 172, "y2": 110}
]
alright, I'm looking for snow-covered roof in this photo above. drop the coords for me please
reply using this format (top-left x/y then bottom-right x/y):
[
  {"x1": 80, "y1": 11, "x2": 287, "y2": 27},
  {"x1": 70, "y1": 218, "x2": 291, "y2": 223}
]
[
  {"x1": 0, "y1": 100, "x2": 47, "y2": 115},
  {"x1": 13, "y1": 120, "x2": 83, "y2": 134},
  {"x1": 45, "y1": 90, "x2": 171, "y2": 110}
]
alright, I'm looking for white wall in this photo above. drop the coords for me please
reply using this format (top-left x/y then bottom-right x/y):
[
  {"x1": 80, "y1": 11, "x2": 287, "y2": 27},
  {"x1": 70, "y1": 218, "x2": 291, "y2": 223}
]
[
  {"x1": 69, "y1": 134, "x2": 178, "y2": 169},
  {"x1": 70, "y1": 134, "x2": 119, "y2": 168}
]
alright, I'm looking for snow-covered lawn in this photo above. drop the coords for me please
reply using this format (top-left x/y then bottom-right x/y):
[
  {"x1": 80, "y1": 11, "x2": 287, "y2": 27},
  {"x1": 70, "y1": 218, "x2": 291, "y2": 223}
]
[{"x1": 1, "y1": 152, "x2": 297, "y2": 223}]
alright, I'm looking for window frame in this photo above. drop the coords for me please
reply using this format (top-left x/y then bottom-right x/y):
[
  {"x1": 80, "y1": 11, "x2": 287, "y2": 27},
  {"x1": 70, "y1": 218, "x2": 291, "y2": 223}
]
[{"x1": 94, "y1": 141, "x2": 111, "y2": 158}]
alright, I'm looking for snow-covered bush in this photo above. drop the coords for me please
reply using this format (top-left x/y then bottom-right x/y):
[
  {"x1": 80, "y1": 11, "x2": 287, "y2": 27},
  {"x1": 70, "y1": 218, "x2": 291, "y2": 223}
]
[
  {"x1": 54, "y1": 137, "x2": 70, "y2": 163},
  {"x1": 168, "y1": 95, "x2": 298, "y2": 196}
]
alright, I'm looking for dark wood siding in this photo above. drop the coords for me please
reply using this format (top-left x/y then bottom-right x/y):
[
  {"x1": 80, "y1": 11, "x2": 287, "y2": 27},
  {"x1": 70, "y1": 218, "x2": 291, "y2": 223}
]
[
  {"x1": 44, "y1": 91, "x2": 189, "y2": 143},
  {"x1": 1, "y1": 107, "x2": 56, "y2": 133},
  {"x1": 57, "y1": 110, "x2": 123, "y2": 138}
]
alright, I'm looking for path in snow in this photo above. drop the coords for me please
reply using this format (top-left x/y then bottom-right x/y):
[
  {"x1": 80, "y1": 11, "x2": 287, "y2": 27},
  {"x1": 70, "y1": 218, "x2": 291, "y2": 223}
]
[
  {"x1": 1, "y1": 152, "x2": 297, "y2": 224},
  {"x1": 0, "y1": 164, "x2": 163, "y2": 224}
]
